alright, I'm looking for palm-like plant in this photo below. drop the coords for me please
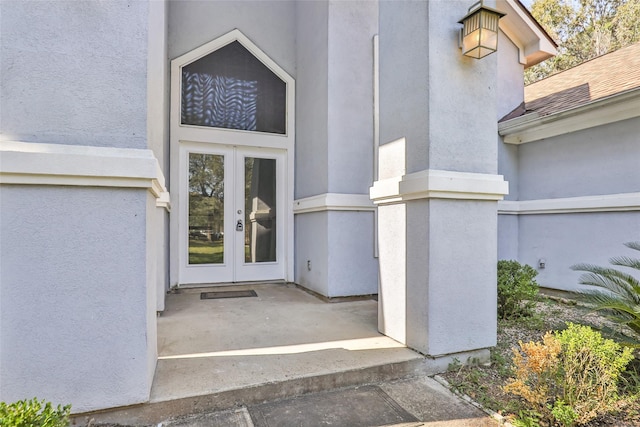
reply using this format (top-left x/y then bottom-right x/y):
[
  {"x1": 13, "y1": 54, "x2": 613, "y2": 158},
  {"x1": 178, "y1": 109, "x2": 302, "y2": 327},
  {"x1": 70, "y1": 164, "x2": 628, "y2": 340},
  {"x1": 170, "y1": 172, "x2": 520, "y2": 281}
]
[{"x1": 572, "y1": 242, "x2": 640, "y2": 336}]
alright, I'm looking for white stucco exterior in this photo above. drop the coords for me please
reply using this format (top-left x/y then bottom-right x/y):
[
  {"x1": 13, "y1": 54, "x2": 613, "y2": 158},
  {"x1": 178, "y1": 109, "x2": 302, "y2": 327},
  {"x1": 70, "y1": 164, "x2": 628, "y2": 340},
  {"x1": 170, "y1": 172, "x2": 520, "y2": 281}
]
[
  {"x1": 498, "y1": 115, "x2": 640, "y2": 291},
  {"x1": 0, "y1": 0, "x2": 575, "y2": 414},
  {"x1": 0, "y1": 0, "x2": 164, "y2": 411}
]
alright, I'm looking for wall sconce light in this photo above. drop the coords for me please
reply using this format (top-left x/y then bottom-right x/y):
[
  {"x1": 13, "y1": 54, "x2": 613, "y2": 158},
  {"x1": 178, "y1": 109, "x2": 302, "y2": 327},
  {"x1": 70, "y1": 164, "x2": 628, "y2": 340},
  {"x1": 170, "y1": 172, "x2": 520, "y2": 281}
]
[{"x1": 458, "y1": 1, "x2": 505, "y2": 59}]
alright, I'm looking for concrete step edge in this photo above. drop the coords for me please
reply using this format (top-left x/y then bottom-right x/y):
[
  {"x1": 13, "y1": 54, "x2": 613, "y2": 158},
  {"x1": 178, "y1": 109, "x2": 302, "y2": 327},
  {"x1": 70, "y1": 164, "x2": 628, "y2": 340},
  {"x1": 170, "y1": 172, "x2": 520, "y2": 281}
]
[{"x1": 76, "y1": 357, "x2": 436, "y2": 426}]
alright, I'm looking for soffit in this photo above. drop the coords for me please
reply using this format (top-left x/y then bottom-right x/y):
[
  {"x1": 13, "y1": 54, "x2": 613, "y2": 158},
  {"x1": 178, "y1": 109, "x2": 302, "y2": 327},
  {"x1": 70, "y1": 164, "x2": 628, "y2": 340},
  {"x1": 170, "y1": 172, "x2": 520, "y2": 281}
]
[{"x1": 497, "y1": 0, "x2": 557, "y2": 67}]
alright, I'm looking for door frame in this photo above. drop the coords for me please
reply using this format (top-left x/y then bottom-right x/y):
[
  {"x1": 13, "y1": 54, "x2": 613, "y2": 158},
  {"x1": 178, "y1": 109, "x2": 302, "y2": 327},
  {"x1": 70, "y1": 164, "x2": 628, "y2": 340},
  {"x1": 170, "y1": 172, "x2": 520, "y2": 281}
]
[
  {"x1": 169, "y1": 29, "x2": 295, "y2": 286},
  {"x1": 178, "y1": 144, "x2": 287, "y2": 284}
]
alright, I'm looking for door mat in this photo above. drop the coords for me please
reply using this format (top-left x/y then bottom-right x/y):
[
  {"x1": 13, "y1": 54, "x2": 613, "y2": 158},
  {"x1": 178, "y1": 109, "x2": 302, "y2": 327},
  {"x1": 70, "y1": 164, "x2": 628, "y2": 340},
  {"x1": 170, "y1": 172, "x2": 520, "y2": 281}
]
[
  {"x1": 248, "y1": 385, "x2": 418, "y2": 427},
  {"x1": 200, "y1": 290, "x2": 258, "y2": 300}
]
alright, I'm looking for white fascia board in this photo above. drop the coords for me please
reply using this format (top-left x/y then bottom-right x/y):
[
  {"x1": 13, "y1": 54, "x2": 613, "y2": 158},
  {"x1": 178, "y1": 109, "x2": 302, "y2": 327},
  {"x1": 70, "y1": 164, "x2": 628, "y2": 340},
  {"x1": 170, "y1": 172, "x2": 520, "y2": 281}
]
[
  {"x1": 293, "y1": 193, "x2": 375, "y2": 214},
  {"x1": 370, "y1": 169, "x2": 509, "y2": 205},
  {"x1": 498, "y1": 0, "x2": 557, "y2": 67},
  {"x1": 498, "y1": 192, "x2": 640, "y2": 214},
  {"x1": 499, "y1": 88, "x2": 640, "y2": 144},
  {"x1": 0, "y1": 141, "x2": 171, "y2": 210}
]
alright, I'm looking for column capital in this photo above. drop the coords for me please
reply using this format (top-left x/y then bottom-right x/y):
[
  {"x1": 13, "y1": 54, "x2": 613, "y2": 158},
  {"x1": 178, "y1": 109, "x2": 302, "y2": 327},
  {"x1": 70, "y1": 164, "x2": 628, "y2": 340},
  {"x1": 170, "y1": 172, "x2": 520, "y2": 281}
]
[{"x1": 370, "y1": 169, "x2": 509, "y2": 205}]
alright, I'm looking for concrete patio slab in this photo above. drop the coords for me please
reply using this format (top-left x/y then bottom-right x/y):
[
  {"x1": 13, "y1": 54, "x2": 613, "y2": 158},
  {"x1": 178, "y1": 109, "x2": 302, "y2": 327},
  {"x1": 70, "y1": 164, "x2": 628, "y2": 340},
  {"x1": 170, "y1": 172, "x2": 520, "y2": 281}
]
[
  {"x1": 152, "y1": 283, "x2": 421, "y2": 402},
  {"x1": 82, "y1": 283, "x2": 493, "y2": 426}
]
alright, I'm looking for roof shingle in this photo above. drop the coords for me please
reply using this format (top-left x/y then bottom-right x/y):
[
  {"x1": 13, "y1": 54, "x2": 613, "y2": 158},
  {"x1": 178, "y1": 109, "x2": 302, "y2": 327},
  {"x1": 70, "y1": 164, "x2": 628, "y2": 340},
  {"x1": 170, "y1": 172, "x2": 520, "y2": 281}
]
[{"x1": 523, "y1": 42, "x2": 640, "y2": 117}]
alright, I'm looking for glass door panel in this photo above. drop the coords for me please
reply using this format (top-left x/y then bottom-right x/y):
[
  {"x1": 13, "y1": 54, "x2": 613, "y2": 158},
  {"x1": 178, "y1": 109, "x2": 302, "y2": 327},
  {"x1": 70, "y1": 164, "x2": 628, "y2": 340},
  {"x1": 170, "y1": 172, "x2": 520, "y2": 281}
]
[
  {"x1": 180, "y1": 146, "x2": 284, "y2": 285},
  {"x1": 234, "y1": 148, "x2": 284, "y2": 283},
  {"x1": 188, "y1": 153, "x2": 225, "y2": 265},
  {"x1": 244, "y1": 157, "x2": 277, "y2": 263}
]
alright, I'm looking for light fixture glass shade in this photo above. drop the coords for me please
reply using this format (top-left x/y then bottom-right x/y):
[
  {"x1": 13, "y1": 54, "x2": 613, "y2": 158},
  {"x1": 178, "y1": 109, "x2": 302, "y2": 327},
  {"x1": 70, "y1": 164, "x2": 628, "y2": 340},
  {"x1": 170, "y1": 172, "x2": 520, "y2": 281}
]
[{"x1": 459, "y1": 2, "x2": 505, "y2": 59}]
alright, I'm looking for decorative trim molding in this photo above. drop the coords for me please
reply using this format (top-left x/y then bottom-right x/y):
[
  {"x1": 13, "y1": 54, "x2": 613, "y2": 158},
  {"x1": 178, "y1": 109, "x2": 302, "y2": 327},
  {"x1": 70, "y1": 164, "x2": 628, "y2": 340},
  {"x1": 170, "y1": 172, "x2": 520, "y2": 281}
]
[
  {"x1": 293, "y1": 193, "x2": 375, "y2": 214},
  {"x1": 498, "y1": 193, "x2": 640, "y2": 215},
  {"x1": 498, "y1": 0, "x2": 557, "y2": 67},
  {"x1": 499, "y1": 87, "x2": 640, "y2": 144},
  {"x1": 370, "y1": 169, "x2": 509, "y2": 205},
  {"x1": 0, "y1": 141, "x2": 171, "y2": 210}
]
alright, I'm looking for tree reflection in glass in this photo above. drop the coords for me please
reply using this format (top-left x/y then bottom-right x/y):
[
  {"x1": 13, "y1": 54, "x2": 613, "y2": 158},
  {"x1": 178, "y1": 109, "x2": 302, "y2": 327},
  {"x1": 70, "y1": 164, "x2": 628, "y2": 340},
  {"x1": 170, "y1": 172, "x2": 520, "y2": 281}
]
[{"x1": 188, "y1": 153, "x2": 224, "y2": 264}]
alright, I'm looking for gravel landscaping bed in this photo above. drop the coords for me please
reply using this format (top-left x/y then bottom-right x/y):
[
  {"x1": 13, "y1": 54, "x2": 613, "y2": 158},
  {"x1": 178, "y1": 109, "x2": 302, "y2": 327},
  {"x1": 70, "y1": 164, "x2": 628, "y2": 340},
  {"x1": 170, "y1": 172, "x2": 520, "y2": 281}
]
[{"x1": 441, "y1": 296, "x2": 640, "y2": 426}]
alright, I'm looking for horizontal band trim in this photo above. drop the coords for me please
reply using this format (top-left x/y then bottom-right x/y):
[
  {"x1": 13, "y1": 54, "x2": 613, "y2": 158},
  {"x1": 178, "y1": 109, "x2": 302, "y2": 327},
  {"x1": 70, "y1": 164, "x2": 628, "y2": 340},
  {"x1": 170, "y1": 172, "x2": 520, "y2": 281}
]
[
  {"x1": 498, "y1": 192, "x2": 640, "y2": 214},
  {"x1": 370, "y1": 169, "x2": 509, "y2": 205},
  {"x1": 293, "y1": 193, "x2": 375, "y2": 214},
  {"x1": 0, "y1": 141, "x2": 171, "y2": 210}
]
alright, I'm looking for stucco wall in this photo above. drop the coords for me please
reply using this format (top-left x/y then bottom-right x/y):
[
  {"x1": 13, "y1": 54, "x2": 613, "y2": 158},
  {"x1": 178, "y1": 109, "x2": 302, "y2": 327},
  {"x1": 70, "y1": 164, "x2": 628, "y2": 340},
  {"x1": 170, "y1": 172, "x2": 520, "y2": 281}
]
[
  {"x1": 0, "y1": 186, "x2": 153, "y2": 412},
  {"x1": 496, "y1": 31, "x2": 525, "y2": 120},
  {"x1": 295, "y1": 212, "x2": 329, "y2": 296},
  {"x1": 426, "y1": 1, "x2": 499, "y2": 175},
  {"x1": 295, "y1": 0, "x2": 329, "y2": 199},
  {"x1": 0, "y1": 1, "x2": 149, "y2": 148},
  {"x1": 517, "y1": 118, "x2": 640, "y2": 200},
  {"x1": 168, "y1": 0, "x2": 296, "y2": 76},
  {"x1": 405, "y1": 199, "x2": 498, "y2": 354},
  {"x1": 378, "y1": 0, "x2": 430, "y2": 170},
  {"x1": 327, "y1": 0, "x2": 377, "y2": 194},
  {"x1": 145, "y1": 193, "x2": 160, "y2": 385},
  {"x1": 518, "y1": 212, "x2": 640, "y2": 291},
  {"x1": 505, "y1": 117, "x2": 640, "y2": 291},
  {"x1": 0, "y1": 0, "x2": 162, "y2": 411},
  {"x1": 496, "y1": 30, "x2": 523, "y2": 201},
  {"x1": 147, "y1": 0, "x2": 171, "y2": 308},
  {"x1": 376, "y1": 0, "x2": 502, "y2": 356},
  {"x1": 294, "y1": 1, "x2": 378, "y2": 296},
  {"x1": 326, "y1": 211, "x2": 378, "y2": 297},
  {"x1": 496, "y1": 31, "x2": 524, "y2": 260}
]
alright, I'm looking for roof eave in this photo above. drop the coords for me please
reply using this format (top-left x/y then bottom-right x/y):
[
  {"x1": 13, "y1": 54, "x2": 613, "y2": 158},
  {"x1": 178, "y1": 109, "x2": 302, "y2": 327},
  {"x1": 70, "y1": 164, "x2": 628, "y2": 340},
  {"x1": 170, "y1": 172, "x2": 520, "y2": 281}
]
[
  {"x1": 497, "y1": 0, "x2": 557, "y2": 68},
  {"x1": 498, "y1": 87, "x2": 640, "y2": 144}
]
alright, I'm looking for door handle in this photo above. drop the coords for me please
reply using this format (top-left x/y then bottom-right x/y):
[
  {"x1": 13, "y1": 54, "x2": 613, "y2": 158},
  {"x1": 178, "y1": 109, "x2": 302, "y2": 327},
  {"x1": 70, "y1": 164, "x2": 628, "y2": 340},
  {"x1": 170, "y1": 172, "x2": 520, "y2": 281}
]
[{"x1": 236, "y1": 219, "x2": 244, "y2": 232}]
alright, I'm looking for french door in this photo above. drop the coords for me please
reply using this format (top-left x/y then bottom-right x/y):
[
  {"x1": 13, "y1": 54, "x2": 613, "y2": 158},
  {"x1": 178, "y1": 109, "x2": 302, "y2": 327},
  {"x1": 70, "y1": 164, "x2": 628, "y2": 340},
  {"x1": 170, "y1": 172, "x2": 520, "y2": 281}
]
[
  {"x1": 179, "y1": 143, "x2": 285, "y2": 284},
  {"x1": 170, "y1": 30, "x2": 295, "y2": 286}
]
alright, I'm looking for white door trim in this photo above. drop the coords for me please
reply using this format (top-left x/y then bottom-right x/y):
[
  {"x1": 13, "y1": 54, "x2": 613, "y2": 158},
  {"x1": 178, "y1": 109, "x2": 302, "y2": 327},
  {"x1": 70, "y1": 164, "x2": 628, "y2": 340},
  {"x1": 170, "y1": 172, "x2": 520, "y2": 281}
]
[{"x1": 170, "y1": 29, "x2": 294, "y2": 287}]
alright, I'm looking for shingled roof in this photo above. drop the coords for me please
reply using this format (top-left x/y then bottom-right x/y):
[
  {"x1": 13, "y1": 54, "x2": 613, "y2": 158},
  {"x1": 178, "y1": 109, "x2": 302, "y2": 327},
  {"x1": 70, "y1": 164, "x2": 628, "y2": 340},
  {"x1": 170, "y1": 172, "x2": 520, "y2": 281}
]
[{"x1": 523, "y1": 42, "x2": 640, "y2": 117}]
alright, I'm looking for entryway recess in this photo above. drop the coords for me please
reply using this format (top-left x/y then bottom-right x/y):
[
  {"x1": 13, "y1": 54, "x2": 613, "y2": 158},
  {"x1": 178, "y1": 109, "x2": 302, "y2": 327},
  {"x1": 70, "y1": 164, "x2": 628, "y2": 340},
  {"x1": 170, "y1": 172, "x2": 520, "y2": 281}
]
[{"x1": 170, "y1": 29, "x2": 295, "y2": 286}]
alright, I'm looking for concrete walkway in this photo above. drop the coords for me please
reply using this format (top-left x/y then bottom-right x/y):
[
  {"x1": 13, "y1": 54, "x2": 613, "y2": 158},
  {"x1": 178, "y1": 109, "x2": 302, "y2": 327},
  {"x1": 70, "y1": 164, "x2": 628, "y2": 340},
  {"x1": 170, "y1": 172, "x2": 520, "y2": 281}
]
[
  {"x1": 161, "y1": 377, "x2": 497, "y2": 426},
  {"x1": 84, "y1": 283, "x2": 496, "y2": 426}
]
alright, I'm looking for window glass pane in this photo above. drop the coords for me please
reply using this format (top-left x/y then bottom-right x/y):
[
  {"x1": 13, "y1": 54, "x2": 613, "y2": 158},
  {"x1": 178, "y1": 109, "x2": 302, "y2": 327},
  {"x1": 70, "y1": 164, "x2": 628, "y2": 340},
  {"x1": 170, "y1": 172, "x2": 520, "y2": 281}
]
[
  {"x1": 245, "y1": 157, "x2": 276, "y2": 263},
  {"x1": 188, "y1": 153, "x2": 224, "y2": 264},
  {"x1": 181, "y1": 41, "x2": 286, "y2": 134}
]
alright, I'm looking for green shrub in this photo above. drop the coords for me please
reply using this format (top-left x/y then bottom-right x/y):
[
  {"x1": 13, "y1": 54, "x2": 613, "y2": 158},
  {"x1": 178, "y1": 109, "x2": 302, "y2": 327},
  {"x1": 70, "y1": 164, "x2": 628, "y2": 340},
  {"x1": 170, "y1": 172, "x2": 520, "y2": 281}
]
[
  {"x1": 497, "y1": 260, "x2": 539, "y2": 320},
  {"x1": 572, "y1": 241, "x2": 640, "y2": 337},
  {"x1": 555, "y1": 323, "x2": 634, "y2": 424},
  {"x1": 0, "y1": 398, "x2": 71, "y2": 427},
  {"x1": 550, "y1": 400, "x2": 577, "y2": 427},
  {"x1": 504, "y1": 323, "x2": 634, "y2": 426}
]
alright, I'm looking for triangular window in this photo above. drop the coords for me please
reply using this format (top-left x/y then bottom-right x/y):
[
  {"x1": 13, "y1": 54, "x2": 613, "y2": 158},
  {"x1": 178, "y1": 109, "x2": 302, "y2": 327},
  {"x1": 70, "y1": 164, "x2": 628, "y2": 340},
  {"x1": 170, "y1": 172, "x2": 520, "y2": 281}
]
[{"x1": 181, "y1": 41, "x2": 286, "y2": 134}]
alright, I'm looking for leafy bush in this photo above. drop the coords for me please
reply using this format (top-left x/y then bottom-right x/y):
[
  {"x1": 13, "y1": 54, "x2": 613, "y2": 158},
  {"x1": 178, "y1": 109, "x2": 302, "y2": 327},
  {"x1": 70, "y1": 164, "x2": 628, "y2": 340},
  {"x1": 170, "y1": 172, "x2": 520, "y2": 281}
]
[
  {"x1": 503, "y1": 332, "x2": 561, "y2": 419},
  {"x1": 497, "y1": 260, "x2": 539, "y2": 320},
  {"x1": 0, "y1": 398, "x2": 71, "y2": 427},
  {"x1": 555, "y1": 323, "x2": 634, "y2": 424},
  {"x1": 572, "y1": 241, "x2": 640, "y2": 336},
  {"x1": 504, "y1": 323, "x2": 634, "y2": 426}
]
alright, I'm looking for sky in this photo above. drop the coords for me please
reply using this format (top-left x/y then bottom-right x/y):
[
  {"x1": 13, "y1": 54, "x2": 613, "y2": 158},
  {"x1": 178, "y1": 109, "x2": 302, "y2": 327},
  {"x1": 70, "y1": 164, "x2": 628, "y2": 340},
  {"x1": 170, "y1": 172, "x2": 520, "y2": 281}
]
[{"x1": 520, "y1": 0, "x2": 533, "y2": 9}]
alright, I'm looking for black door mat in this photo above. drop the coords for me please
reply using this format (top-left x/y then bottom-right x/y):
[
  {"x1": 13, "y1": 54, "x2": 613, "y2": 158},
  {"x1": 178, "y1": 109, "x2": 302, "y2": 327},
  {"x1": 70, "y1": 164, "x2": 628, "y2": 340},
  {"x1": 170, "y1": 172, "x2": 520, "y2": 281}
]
[
  {"x1": 249, "y1": 385, "x2": 418, "y2": 427},
  {"x1": 200, "y1": 290, "x2": 258, "y2": 300}
]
